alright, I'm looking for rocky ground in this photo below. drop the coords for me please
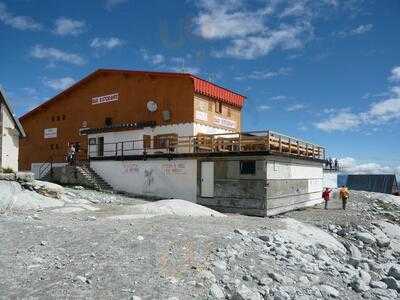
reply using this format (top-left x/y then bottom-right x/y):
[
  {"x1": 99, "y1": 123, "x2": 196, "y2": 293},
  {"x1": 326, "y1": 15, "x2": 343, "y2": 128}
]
[{"x1": 1, "y1": 180, "x2": 400, "y2": 299}]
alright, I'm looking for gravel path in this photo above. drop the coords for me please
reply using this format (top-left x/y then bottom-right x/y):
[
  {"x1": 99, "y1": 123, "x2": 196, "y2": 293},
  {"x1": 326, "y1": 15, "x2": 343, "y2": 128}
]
[{"x1": 1, "y1": 186, "x2": 400, "y2": 299}]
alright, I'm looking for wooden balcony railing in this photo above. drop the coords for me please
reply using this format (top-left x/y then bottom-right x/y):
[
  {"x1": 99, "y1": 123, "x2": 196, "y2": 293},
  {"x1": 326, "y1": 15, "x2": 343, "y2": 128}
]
[{"x1": 88, "y1": 130, "x2": 325, "y2": 160}]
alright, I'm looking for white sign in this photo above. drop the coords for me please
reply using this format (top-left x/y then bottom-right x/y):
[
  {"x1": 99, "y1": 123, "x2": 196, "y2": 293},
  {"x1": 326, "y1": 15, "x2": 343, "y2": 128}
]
[
  {"x1": 92, "y1": 93, "x2": 119, "y2": 105},
  {"x1": 214, "y1": 116, "x2": 236, "y2": 129},
  {"x1": 44, "y1": 128, "x2": 57, "y2": 139},
  {"x1": 195, "y1": 110, "x2": 208, "y2": 121}
]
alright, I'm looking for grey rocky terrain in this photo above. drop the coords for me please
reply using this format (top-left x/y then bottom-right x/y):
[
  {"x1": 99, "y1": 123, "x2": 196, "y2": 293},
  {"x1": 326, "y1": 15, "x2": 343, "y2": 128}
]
[{"x1": 1, "y1": 179, "x2": 400, "y2": 299}]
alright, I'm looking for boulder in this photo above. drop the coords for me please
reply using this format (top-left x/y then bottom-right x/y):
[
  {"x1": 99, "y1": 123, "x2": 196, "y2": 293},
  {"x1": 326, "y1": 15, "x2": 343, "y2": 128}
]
[
  {"x1": 319, "y1": 285, "x2": 340, "y2": 298},
  {"x1": 388, "y1": 265, "x2": 400, "y2": 280},
  {"x1": 0, "y1": 173, "x2": 16, "y2": 181},
  {"x1": 232, "y1": 284, "x2": 262, "y2": 300},
  {"x1": 355, "y1": 232, "x2": 376, "y2": 245},
  {"x1": 372, "y1": 227, "x2": 391, "y2": 248},
  {"x1": 209, "y1": 284, "x2": 225, "y2": 299},
  {"x1": 370, "y1": 281, "x2": 387, "y2": 289},
  {"x1": 381, "y1": 277, "x2": 400, "y2": 291},
  {"x1": 22, "y1": 180, "x2": 64, "y2": 198},
  {"x1": 15, "y1": 172, "x2": 35, "y2": 182}
]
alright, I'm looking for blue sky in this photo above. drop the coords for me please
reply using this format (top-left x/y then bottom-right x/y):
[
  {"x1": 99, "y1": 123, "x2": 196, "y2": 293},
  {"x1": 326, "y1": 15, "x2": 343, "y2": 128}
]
[{"x1": 1, "y1": 0, "x2": 400, "y2": 175}]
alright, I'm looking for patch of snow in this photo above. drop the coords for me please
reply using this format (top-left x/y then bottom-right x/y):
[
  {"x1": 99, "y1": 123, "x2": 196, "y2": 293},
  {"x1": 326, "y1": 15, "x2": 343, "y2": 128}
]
[
  {"x1": 109, "y1": 199, "x2": 225, "y2": 219},
  {"x1": 276, "y1": 218, "x2": 347, "y2": 254}
]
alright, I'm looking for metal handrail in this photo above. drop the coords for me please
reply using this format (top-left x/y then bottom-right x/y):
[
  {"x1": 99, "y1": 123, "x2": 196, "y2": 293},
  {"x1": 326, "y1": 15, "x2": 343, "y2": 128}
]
[{"x1": 88, "y1": 130, "x2": 325, "y2": 160}]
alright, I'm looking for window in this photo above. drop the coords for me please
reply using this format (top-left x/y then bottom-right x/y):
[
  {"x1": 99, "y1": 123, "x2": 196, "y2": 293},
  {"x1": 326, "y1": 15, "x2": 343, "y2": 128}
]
[
  {"x1": 208, "y1": 102, "x2": 213, "y2": 111},
  {"x1": 51, "y1": 116, "x2": 55, "y2": 122},
  {"x1": 62, "y1": 115, "x2": 66, "y2": 120},
  {"x1": 143, "y1": 135, "x2": 151, "y2": 149},
  {"x1": 56, "y1": 116, "x2": 60, "y2": 121},
  {"x1": 240, "y1": 160, "x2": 256, "y2": 175},
  {"x1": 154, "y1": 134, "x2": 178, "y2": 150},
  {"x1": 105, "y1": 117, "x2": 113, "y2": 127},
  {"x1": 89, "y1": 138, "x2": 97, "y2": 145},
  {"x1": 215, "y1": 102, "x2": 223, "y2": 114}
]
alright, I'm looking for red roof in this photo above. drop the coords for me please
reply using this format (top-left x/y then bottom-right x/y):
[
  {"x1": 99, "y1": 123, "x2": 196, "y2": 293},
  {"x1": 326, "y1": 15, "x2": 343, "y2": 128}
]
[
  {"x1": 20, "y1": 69, "x2": 246, "y2": 120},
  {"x1": 191, "y1": 75, "x2": 245, "y2": 108}
]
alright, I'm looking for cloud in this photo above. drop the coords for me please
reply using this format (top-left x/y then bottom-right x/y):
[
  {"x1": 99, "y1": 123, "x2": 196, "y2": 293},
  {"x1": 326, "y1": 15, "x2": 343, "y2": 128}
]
[
  {"x1": 337, "y1": 24, "x2": 373, "y2": 37},
  {"x1": 53, "y1": 17, "x2": 85, "y2": 36},
  {"x1": 193, "y1": 0, "x2": 267, "y2": 40},
  {"x1": 30, "y1": 45, "x2": 85, "y2": 66},
  {"x1": 105, "y1": 0, "x2": 128, "y2": 9},
  {"x1": 140, "y1": 49, "x2": 165, "y2": 65},
  {"x1": 339, "y1": 157, "x2": 400, "y2": 177},
  {"x1": 43, "y1": 77, "x2": 75, "y2": 91},
  {"x1": 270, "y1": 95, "x2": 288, "y2": 101},
  {"x1": 193, "y1": 0, "x2": 319, "y2": 59},
  {"x1": 0, "y1": 2, "x2": 42, "y2": 31},
  {"x1": 235, "y1": 67, "x2": 291, "y2": 81},
  {"x1": 257, "y1": 105, "x2": 271, "y2": 111},
  {"x1": 286, "y1": 104, "x2": 305, "y2": 112},
  {"x1": 169, "y1": 65, "x2": 201, "y2": 75},
  {"x1": 90, "y1": 37, "x2": 124, "y2": 50},
  {"x1": 389, "y1": 66, "x2": 400, "y2": 82},
  {"x1": 315, "y1": 66, "x2": 400, "y2": 131},
  {"x1": 315, "y1": 112, "x2": 361, "y2": 131},
  {"x1": 218, "y1": 25, "x2": 308, "y2": 59}
]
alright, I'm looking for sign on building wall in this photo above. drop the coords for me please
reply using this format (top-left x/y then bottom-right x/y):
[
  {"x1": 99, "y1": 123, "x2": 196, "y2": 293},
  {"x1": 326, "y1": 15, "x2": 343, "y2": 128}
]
[
  {"x1": 44, "y1": 128, "x2": 57, "y2": 139},
  {"x1": 92, "y1": 93, "x2": 119, "y2": 105},
  {"x1": 195, "y1": 110, "x2": 208, "y2": 122},
  {"x1": 214, "y1": 116, "x2": 236, "y2": 129}
]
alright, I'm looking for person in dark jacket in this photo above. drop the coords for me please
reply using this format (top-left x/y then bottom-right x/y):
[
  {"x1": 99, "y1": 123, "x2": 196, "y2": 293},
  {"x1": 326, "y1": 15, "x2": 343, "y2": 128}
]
[{"x1": 322, "y1": 187, "x2": 332, "y2": 209}]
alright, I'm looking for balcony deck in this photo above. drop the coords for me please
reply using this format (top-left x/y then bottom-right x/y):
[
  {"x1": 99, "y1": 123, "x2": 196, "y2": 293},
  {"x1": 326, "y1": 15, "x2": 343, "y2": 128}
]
[{"x1": 88, "y1": 130, "x2": 325, "y2": 161}]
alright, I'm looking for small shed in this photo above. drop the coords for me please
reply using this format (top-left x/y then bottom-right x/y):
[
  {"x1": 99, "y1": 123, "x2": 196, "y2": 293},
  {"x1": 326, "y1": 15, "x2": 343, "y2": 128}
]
[
  {"x1": 0, "y1": 86, "x2": 26, "y2": 171},
  {"x1": 346, "y1": 174, "x2": 398, "y2": 194}
]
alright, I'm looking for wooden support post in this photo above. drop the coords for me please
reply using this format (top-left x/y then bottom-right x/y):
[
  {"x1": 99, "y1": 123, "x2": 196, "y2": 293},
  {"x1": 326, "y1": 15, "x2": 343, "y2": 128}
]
[
  {"x1": 266, "y1": 131, "x2": 270, "y2": 151},
  {"x1": 115, "y1": 143, "x2": 118, "y2": 157},
  {"x1": 121, "y1": 142, "x2": 124, "y2": 158},
  {"x1": 279, "y1": 136, "x2": 282, "y2": 153},
  {"x1": 297, "y1": 141, "x2": 300, "y2": 156},
  {"x1": 288, "y1": 138, "x2": 291, "y2": 154},
  {"x1": 305, "y1": 143, "x2": 308, "y2": 157}
]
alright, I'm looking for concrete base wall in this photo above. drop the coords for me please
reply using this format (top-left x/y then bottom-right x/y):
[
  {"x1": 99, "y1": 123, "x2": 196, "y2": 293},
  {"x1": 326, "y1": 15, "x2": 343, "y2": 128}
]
[
  {"x1": 90, "y1": 159, "x2": 198, "y2": 201},
  {"x1": 265, "y1": 157, "x2": 323, "y2": 215},
  {"x1": 45, "y1": 165, "x2": 97, "y2": 189},
  {"x1": 197, "y1": 156, "x2": 323, "y2": 217}
]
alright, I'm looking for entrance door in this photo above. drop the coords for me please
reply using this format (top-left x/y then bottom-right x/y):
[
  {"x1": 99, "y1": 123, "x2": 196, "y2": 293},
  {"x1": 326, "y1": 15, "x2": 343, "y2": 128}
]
[
  {"x1": 97, "y1": 137, "x2": 104, "y2": 157},
  {"x1": 201, "y1": 161, "x2": 214, "y2": 197}
]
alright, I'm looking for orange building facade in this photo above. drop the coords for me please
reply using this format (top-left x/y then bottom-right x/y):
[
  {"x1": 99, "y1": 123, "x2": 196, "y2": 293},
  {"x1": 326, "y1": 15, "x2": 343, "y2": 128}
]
[{"x1": 19, "y1": 69, "x2": 245, "y2": 171}]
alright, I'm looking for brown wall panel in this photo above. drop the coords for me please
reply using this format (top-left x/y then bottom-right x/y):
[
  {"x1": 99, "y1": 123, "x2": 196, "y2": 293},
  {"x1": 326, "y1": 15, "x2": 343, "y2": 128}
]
[{"x1": 19, "y1": 72, "x2": 195, "y2": 170}]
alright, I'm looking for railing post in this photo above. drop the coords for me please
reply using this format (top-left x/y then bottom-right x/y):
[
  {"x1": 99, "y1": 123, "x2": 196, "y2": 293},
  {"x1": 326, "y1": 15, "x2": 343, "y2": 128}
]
[
  {"x1": 306, "y1": 143, "x2": 309, "y2": 157},
  {"x1": 279, "y1": 136, "x2": 282, "y2": 153},
  {"x1": 115, "y1": 143, "x2": 118, "y2": 157},
  {"x1": 121, "y1": 142, "x2": 124, "y2": 158},
  {"x1": 288, "y1": 138, "x2": 291, "y2": 154},
  {"x1": 297, "y1": 141, "x2": 300, "y2": 156}
]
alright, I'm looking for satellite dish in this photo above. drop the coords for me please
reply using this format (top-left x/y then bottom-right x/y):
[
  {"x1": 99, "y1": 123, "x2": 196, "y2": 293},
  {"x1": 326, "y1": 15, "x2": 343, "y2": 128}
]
[{"x1": 147, "y1": 100, "x2": 158, "y2": 112}]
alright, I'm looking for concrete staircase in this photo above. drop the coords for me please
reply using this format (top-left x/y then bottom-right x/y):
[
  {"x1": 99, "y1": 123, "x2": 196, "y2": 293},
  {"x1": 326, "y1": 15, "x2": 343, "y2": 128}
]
[{"x1": 75, "y1": 163, "x2": 113, "y2": 192}]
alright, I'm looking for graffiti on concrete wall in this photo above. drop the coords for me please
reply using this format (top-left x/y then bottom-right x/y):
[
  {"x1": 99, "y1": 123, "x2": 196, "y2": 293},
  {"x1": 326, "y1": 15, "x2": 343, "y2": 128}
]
[
  {"x1": 161, "y1": 161, "x2": 187, "y2": 175},
  {"x1": 122, "y1": 162, "x2": 140, "y2": 174},
  {"x1": 143, "y1": 168, "x2": 155, "y2": 193}
]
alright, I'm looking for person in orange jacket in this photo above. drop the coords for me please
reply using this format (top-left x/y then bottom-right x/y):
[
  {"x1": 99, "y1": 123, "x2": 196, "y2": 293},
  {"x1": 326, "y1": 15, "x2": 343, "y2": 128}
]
[
  {"x1": 322, "y1": 187, "x2": 332, "y2": 209},
  {"x1": 339, "y1": 185, "x2": 350, "y2": 210}
]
